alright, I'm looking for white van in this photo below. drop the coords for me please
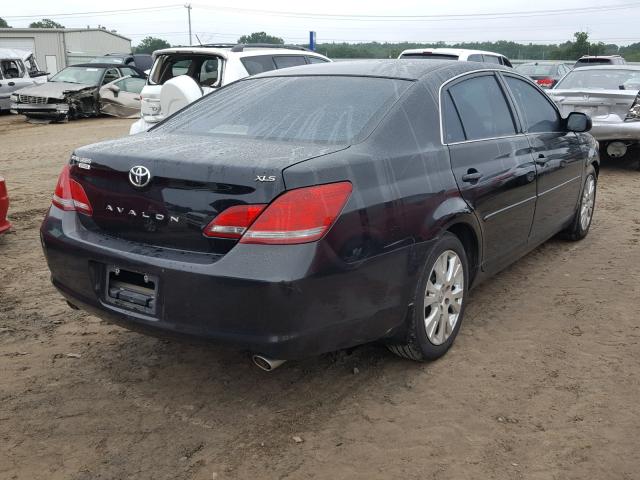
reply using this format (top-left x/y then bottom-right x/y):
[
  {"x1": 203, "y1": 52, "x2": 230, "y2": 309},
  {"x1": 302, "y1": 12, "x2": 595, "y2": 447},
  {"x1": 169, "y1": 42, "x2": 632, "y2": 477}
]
[
  {"x1": 0, "y1": 49, "x2": 47, "y2": 112},
  {"x1": 130, "y1": 44, "x2": 331, "y2": 134}
]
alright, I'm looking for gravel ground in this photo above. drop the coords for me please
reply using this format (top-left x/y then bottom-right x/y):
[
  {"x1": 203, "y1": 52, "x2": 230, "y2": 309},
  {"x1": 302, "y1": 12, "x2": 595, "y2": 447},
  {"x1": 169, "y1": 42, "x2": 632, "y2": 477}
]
[{"x1": 1, "y1": 114, "x2": 639, "y2": 480}]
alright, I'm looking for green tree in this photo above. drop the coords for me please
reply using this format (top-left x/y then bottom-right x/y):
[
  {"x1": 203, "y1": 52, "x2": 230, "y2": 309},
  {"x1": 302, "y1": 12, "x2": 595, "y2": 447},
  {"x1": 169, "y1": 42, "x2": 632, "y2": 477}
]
[
  {"x1": 29, "y1": 18, "x2": 64, "y2": 28},
  {"x1": 133, "y1": 36, "x2": 171, "y2": 54},
  {"x1": 0, "y1": 17, "x2": 11, "y2": 28},
  {"x1": 238, "y1": 32, "x2": 284, "y2": 45}
]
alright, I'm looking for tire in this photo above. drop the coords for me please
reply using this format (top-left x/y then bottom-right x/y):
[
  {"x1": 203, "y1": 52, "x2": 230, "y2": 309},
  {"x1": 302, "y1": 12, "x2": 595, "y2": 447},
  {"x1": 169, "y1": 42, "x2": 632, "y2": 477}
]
[
  {"x1": 388, "y1": 232, "x2": 469, "y2": 362},
  {"x1": 562, "y1": 167, "x2": 597, "y2": 241}
]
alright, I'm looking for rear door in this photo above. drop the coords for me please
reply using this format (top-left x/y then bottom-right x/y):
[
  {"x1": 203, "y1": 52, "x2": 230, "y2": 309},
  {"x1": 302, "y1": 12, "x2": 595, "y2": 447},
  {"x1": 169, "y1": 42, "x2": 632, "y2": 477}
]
[
  {"x1": 501, "y1": 74, "x2": 584, "y2": 240},
  {"x1": 443, "y1": 72, "x2": 537, "y2": 271}
]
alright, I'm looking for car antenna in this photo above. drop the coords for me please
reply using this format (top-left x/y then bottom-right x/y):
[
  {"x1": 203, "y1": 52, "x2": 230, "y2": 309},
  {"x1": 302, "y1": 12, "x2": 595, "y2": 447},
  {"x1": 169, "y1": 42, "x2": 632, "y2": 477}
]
[{"x1": 195, "y1": 34, "x2": 203, "y2": 46}]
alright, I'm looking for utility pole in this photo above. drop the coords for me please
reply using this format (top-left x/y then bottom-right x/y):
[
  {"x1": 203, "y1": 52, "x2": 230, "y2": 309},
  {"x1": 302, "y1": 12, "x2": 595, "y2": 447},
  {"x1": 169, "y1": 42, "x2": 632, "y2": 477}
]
[{"x1": 185, "y1": 4, "x2": 192, "y2": 46}]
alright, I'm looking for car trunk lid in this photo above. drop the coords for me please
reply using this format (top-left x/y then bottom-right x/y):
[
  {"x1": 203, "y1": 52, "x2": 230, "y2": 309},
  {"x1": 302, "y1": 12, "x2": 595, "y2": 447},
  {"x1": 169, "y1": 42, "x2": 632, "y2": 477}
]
[
  {"x1": 71, "y1": 132, "x2": 347, "y2": 254},
  {"x1": 550, "y1": 89, "x2": 636, "y2": 119}
]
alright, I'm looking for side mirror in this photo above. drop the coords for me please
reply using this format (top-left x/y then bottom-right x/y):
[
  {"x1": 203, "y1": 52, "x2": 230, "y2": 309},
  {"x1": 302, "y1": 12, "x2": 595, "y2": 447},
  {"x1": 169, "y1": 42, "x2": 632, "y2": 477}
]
[
  {"x1": 108, "y1": 84, "x2": 121, "y2": 97},
  {"x1": 566, "y1": 112, "x2": 591, "y2": 133}
]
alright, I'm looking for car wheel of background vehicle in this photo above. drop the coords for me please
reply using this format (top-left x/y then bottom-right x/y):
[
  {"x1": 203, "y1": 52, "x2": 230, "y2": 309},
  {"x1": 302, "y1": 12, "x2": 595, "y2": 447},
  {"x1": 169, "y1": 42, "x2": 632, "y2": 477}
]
[
  {"x1": 387, "y1": 232, "x2": 469, "y2": 362},
  {"x1": 563, "y1": 167, "x2": 597, "y2": 241}
]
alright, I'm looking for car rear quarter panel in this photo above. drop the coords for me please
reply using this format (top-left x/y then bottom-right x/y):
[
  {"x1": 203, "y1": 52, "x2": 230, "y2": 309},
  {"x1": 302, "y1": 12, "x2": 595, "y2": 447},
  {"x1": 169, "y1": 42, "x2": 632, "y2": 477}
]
[{"x1": 283, "y1": 82, "x2": 480, "y2": 314}]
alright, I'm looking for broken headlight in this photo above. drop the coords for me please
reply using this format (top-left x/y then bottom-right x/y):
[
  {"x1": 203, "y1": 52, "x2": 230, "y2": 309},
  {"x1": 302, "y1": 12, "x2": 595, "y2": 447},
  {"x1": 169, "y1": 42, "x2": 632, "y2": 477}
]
[
  {"x1": 10, "y1": 93, "x2": 18, "y2": 103},
  {"x1": 626, "y1": 93, "x2": 640, "y2": 121}
]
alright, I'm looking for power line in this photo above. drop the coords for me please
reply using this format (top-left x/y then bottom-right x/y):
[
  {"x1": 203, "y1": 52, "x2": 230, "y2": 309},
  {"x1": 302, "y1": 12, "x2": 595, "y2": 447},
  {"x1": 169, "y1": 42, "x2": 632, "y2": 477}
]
[
  {"x1": 191, "y1": 1, "x2": 640, "y2": 21},
  {"x1": 2, "y1": 5, "x2": 182, "y2": 19}
]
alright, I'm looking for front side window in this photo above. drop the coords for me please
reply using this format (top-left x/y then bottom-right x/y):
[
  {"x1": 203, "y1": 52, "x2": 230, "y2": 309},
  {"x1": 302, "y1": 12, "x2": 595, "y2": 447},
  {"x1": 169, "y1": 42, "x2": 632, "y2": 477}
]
[
  {"x1": 1, "y1": 60, "x2": 24, "y2": 79},
  {"x1": 504, "y1": 76, "x2": 560, "y2": 133},
  {"x1": 118, "y1": 66, "x2": 140, "y2": 78},
  {"x1": 447, "y1": 75, "x2": 516, "y2": 141},
  {"x1": 114, "y1": 76, "x2": 146, "y2": 94},
  {"x1": 102, "y1": 68, "x2": 121, "y2": 85},
  {"x1": 241, "y1": 55, "x2": 276, "y2": 75},
  {"x1": 158, "y1": 76, "x2": 412, "y2": 144}
]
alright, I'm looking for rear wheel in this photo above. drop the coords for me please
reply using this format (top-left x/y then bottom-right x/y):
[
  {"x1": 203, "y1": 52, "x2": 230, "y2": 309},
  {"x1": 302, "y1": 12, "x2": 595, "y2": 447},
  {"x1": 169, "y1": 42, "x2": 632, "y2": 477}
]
[
  {"x1": 388, "y1": 232, "x2": 468, "y2": 361},
  {"x1": 563, "y1": 167, "x2": 597, "y2": 241}
]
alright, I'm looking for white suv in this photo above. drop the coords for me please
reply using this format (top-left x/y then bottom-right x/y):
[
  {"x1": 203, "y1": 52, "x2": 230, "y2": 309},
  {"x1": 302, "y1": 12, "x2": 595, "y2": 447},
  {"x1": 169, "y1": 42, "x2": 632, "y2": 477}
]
[
  {"x1": 130, "y1": 44, "x2": 331, "y2": 134},
  {"x1": 398, "y1": 48, "x2": 512, "y2": 67}
]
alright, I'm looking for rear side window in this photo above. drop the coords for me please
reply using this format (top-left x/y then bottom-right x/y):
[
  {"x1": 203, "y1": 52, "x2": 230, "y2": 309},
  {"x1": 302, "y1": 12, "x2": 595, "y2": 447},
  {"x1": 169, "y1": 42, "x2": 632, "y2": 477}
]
[
  {"x1": 504, "y1": 76, "x2": 560, "y2": 133},
  {"x1": 467, "y1": 54, "x2": 483, "y2": 62},
  {"x1": 159, "y1": 76, "x2": 412, "y2": 144},
  {"x1": 241, "y1": 55, "x2": 276, "y2": 75},
  {"x1": 442, "y1": 92, "x2": 465, "y2": 143},
  {"x1": 400, "y1": 53, "x2": 459, "y2": 60},
  {"x1": 308, "y1": 56, "x2": 329, "y2": 64},
  {"x1": 447, "y1": 75, "x2": 516, "y2": 141},
  {"x1": 273, "y1": 56, "x2": 307, "y2": 69},
  {"x1": 483, "y1": 55, "x2": 501, "y2": 64}
]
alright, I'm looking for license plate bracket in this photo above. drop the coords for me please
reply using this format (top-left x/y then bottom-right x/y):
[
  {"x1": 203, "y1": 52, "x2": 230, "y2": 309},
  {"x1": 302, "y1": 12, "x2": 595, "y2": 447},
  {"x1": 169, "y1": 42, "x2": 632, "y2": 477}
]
[{"x1": 104, "y1": 266, "x2": 158, "y2": 316}]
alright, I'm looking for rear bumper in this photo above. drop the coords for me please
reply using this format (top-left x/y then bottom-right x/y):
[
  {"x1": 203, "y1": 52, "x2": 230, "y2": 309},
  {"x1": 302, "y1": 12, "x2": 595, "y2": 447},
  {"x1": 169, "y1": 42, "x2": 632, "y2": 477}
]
[
  {"x1": 10, "y1": 102, "x2": 69, "y2": 117},
  {"x1": 41, "y1": 207, "x2": 415, "y2": 359},
  {"x1": 590, "y1": 117, "x2": 640, "y2": 142}
]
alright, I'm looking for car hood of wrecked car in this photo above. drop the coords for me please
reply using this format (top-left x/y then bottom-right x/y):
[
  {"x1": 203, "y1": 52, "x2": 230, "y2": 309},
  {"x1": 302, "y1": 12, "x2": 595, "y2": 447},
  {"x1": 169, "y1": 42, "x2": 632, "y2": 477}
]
[{"x1": 14, "y1": 81, "x2": 96, "y2": 100}]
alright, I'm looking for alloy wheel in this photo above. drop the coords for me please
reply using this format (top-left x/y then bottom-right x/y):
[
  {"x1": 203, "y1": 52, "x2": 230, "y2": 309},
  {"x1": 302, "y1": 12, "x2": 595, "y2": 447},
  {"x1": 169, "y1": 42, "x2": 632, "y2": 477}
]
[
  {"x1": 424, "y1": 250, "x2": 465, "y2": 345},
  {"x1": 580, "y1": 175, "x2": 596, "y2": 231}
]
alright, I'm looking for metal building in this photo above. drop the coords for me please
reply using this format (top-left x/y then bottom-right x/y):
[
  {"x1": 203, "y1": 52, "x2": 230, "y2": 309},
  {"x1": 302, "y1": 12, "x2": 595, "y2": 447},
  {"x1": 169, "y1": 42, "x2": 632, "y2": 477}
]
[{"x1": 0, "y1": 28, "x2": 131, "y2": 74}]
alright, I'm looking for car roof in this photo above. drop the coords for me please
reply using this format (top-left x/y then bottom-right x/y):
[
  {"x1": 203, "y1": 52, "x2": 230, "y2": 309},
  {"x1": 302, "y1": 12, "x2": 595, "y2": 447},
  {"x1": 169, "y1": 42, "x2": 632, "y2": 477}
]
[
  {"x1": 252, "y1": 59, "x2": 510, "y2": 81},
  {"x1": 517, "y1": 61, "x2": 562, "y2": 65},
  {"x1": 566, "y1": 65, "x2": 640, "y2": 71},
  {"x1": 400, "y1": 48, "x2": 505, "y2": 57},
  {"x1": 151, "y1": 46, "x2": 328, "y2": 61},
  {"x1": 578, "y1": 55, "x2": 623, "y2": 59},
  {"x1": 0, "y1": 48, "x2": 33, "y2": 61}
]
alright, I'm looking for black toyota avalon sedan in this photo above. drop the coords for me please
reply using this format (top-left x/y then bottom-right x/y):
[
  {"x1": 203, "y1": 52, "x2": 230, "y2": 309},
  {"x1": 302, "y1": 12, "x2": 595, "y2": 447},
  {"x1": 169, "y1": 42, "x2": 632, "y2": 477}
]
[{"x1": 41, "y1": 60, "x2": 599, "y2": 369}]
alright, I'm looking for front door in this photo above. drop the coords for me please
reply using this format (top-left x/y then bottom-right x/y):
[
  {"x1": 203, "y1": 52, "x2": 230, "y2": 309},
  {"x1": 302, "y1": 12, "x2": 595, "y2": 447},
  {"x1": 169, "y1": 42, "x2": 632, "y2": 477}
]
[
  {"x1": 442, "y1": 73, "x2": 537, "y2": 272},
  {"x1": 501, "y1": 74, "x2": 584, "y2": 241}
]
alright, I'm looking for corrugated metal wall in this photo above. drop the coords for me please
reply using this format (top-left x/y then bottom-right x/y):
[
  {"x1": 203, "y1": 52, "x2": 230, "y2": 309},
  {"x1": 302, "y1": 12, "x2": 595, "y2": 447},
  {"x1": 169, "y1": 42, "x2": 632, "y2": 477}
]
[{"x1": 0, "y1": 29, "x2": 131, "y2": 73}]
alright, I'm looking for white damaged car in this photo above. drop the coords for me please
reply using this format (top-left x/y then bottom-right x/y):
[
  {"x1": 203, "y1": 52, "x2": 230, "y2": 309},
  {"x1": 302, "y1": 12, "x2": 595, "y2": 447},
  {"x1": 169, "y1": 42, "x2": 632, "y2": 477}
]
[{"x1": 548, "y1": 65, "x2": 640, "y2": 163}]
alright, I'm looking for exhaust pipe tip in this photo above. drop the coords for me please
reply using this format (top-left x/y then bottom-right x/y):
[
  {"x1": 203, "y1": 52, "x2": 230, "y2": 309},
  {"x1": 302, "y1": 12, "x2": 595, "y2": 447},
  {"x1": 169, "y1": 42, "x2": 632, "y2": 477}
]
[{"x1": 252, "y1": 355, "x2": 286, "y2": 372}]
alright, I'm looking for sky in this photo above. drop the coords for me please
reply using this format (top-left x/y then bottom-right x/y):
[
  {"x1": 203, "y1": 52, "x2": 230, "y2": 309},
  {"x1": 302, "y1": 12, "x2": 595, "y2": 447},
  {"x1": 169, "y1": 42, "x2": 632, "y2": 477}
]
[{"x1": 2, "y1": 0, "x2": 639, "y2": 47}]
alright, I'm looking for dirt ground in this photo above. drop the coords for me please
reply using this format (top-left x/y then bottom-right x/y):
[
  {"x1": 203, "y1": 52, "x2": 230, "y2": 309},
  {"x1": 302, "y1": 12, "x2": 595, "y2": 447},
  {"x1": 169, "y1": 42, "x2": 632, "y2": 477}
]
[{"x1": 1, "y1": 113, "x2": 639, "y2": 480}]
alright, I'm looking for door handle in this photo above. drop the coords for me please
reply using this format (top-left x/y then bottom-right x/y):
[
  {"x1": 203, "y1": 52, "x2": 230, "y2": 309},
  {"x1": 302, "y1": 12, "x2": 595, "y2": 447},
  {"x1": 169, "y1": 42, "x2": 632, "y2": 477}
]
[
  {"x1": 8, "y1": 82, "x2": 15, "y2": 86},
  {"x1": 461, "y1": 170, "x2": 482, "y2": 183},
  {"x1": 535, "y1": 154, "x2": 548, "y2": 165}
]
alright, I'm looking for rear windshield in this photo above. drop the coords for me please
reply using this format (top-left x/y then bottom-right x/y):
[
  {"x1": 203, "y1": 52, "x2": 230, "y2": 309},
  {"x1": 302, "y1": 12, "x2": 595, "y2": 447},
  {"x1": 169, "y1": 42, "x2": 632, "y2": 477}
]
[
  {"x1": 400, "y1": 53, "x2": 458, "y2": 60},
  {"x1": 575, "y1": 58, "x2": 615, "y2": 65},
  {"x1": 149, "y1": 54, "x2": 222, "y2": 88},
  {"x1": 555, "y1": 69, "x2": 640, "y2": 90},
  {"x1": 157, "y1": 76, "x2": 412, "y2": 144},
  {"x1": 516, "y1": 64, "x2": 557, "y2": 76}
]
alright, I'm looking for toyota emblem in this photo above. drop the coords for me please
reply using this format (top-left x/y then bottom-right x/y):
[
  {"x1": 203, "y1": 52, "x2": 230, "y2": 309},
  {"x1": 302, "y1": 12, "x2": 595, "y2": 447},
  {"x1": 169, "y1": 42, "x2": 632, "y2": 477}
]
[{"x1": 129, "y1": 165, "x2": 151, "y2": 188}]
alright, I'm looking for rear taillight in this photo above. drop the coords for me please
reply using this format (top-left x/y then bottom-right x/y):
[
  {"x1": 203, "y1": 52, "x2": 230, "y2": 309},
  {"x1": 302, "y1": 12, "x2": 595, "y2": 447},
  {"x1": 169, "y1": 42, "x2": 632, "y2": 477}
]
[
  {"x1": 626, "y1": 93, "x2": 640, "y2": 121},
  {"x1": 51, "y1": 164, "x2": 93, "y2": 215},
  {"x1": 241, "y1": 182, "x2": 352, "y2": 245},
  {"x1": 202, "y1": 182, "x2": 352, "y2": 245},
  {"x1": 203, "y1": 204, "x2": 266, "y2": 239},
  {"x1": 536, "y1": 78, "x2": 555, "y2": 88}
]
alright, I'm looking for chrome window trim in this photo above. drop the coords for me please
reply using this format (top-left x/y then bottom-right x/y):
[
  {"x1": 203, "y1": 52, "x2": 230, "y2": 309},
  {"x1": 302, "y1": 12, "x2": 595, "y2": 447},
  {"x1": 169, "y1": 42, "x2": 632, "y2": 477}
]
[{"x1": 438, "y1": 68, "x2": 563, "y2": 145}]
